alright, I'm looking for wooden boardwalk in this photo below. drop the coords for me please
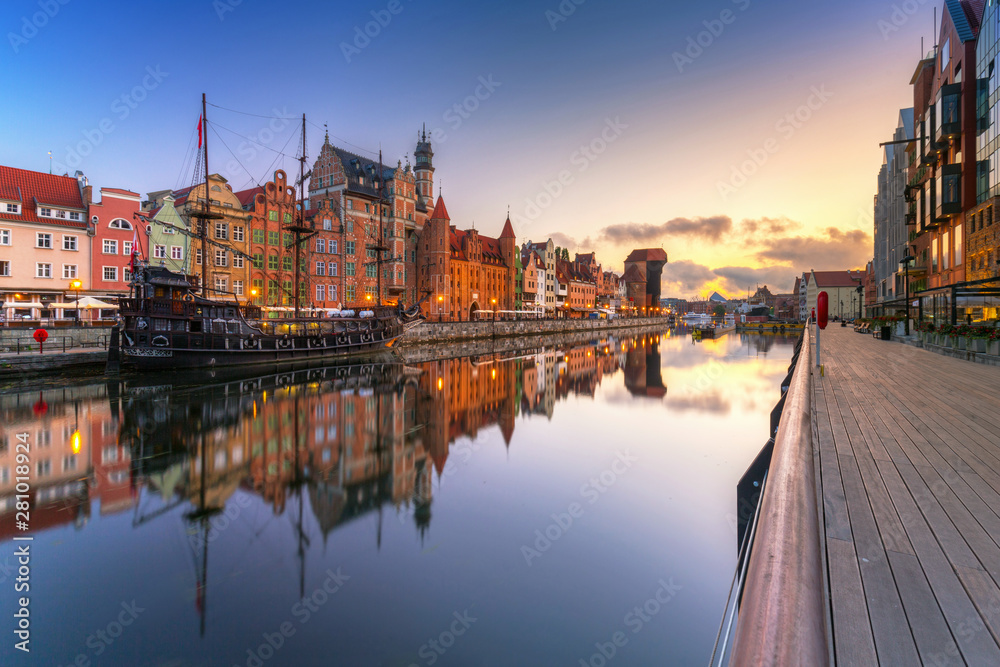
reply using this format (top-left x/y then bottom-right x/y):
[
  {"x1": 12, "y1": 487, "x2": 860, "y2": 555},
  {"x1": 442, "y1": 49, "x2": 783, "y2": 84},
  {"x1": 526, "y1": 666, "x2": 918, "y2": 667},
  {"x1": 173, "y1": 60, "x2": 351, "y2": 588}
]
[{"x1": 814, "y1": 326, "x2": 1000, "y2": 666}]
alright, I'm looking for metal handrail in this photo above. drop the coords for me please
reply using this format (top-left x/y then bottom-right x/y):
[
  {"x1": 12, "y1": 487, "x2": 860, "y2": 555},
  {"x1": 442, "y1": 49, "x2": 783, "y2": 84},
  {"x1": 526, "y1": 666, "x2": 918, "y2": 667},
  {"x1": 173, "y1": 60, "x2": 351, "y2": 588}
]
[{"x1": 729, "y1": 325, "x2": 830, "y2": 665}]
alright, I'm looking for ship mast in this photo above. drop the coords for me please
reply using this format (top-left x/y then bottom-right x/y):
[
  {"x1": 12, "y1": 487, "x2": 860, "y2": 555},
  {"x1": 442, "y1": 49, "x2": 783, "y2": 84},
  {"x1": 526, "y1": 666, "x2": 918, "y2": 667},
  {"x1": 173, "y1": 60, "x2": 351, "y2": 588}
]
[
  {"x1": 285, "y1": 114, "x2": 315, "y2": 318},
  {"x1": 194, "y1": 93, "x2": 224, "y2": 297}
]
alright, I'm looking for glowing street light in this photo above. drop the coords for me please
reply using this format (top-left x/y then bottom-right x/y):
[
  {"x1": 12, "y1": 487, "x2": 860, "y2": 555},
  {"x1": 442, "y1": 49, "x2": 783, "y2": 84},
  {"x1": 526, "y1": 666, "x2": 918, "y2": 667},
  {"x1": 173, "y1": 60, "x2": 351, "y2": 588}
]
[{"x1": 70, "y1": 279, "x2": 82, "y2": 324}]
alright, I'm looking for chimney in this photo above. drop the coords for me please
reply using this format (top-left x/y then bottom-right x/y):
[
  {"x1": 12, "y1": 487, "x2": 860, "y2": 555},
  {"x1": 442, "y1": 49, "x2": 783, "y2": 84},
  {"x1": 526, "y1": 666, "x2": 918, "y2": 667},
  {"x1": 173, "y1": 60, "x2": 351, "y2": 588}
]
[{"x1": 82, "y1": 185, "x2": 92, "y2": 205}]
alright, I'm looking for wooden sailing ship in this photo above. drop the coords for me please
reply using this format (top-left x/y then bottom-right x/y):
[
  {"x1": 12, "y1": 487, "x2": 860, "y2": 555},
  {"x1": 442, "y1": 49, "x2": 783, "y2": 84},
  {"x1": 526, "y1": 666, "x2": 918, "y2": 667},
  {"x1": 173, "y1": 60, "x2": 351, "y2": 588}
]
[{"x1": 113, "y1": 95, "x2": 425, "y2": 370}]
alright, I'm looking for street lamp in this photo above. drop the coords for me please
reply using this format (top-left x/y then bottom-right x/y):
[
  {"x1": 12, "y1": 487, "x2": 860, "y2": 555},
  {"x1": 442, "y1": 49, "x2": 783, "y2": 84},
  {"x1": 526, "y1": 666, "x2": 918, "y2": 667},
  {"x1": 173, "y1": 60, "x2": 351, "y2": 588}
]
[
  {"x1": 70, "y1": 279, "x2": 82, "y2": 324},
  {"x1": 900, "y1": 255, "x2": 915, "y2": 335},
  {"x1": 491, "y1": 297, "x2": 497, "y2": 322},
  {"x1": 437, "y1": 294, "x2": 444, "y2": 323}
]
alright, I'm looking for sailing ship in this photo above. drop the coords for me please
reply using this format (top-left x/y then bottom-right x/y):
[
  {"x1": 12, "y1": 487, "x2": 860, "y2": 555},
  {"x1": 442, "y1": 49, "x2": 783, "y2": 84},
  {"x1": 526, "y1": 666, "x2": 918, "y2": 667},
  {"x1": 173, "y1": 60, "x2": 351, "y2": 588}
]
[{"x1": 112, "y1": 95, "x2": 425, "y2": 370}]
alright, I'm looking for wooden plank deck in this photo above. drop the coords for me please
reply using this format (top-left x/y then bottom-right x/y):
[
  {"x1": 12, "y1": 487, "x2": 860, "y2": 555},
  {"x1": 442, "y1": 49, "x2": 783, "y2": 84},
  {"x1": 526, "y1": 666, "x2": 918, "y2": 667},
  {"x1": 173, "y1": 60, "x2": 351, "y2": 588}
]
[{"x1": 814, "y1": 326, "x2": 1000, "y2": 666}]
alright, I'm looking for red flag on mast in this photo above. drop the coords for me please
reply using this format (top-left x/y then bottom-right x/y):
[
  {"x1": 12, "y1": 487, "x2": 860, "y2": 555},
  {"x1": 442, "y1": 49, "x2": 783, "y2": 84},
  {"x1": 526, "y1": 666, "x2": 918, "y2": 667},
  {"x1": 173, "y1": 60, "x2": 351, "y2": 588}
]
[{"x1": 197, "y1": 115, "x2": 203, "y2": 149}]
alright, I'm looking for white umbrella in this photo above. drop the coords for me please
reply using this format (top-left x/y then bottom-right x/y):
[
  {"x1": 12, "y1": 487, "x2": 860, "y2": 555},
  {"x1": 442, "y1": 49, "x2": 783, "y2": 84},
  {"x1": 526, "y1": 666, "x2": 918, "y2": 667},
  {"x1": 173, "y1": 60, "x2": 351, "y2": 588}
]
[
  {"x1": 75, "y1": 296, "x2": 118, "y2": 309},
  {"x1": 2, "y1": 301, "x2": 44, "y2": 308}
]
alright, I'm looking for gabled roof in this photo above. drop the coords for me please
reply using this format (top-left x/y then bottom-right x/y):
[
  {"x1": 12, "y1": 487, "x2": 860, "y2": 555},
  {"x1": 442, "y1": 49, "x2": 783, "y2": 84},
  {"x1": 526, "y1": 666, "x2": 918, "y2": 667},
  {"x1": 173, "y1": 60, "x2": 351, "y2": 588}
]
[
  {"x1": 958, "y1": 0, "x2": 985, "y2": 38},
  {"x1": 430, "y1": 195, "x2": 450, "y2": 221},
  {"x1": 811, "y1": 270, "x2": 864, "y2": 288},
  {"x1": 329, "y1": 146, "x2": 395, "y2": 198},
  {"x1": 625, "y1": 248, "x2": 668, "y2": 263},
  {"x1": 234, "y1": 186, "x2": 264, "y2": 210},
  {"x1": 100, "y1": 187, "x2": 140, "y2": 198},
  {"x1": 0, "y1": 165, "x2": 87, "y2": 228}
]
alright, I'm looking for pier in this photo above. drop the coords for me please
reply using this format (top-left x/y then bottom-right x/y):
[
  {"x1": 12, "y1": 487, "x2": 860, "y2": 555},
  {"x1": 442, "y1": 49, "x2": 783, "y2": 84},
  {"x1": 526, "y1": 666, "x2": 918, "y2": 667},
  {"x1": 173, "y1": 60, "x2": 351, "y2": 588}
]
[{"x1": 735, "y1": 325, "x2": 1000, "y2": 665}]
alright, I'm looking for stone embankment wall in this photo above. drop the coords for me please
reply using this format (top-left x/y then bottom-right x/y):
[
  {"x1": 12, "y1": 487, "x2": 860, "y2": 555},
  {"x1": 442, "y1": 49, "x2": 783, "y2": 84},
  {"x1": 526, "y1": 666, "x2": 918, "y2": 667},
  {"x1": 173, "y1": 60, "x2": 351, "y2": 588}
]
[
  {"x1": 400, "y1": 317, "x2": 668, "y2": 345},
  {"x1": 0, "y1": 326, "x2": 112, "y2": 352},
  {"x1": 399, "y1": 322, "x2": 670, "y2": 364}
]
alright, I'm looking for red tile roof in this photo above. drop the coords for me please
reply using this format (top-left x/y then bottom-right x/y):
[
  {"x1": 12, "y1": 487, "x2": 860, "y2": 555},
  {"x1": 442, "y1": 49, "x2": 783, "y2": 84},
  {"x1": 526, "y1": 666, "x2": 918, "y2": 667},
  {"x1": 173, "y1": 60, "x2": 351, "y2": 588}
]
[
  {"x1": 234, "y1": 186, "x2": 264, "y2": 210},
  {"x1": 499, "y1": 215, "x2": 515, "y2": 239},
  {"x1": 811, "y1": 270, "x2": 864, "y2": 288},
  {"x1": 625, "y1": 248, "x2": 668, "y2": 263},
  {"x1": 0, "y1": 165, "x2": 87, "y2": 228},
  {"x1": 100, "y1": 187, "x2": 139, "y2": 197},
  {"x1": 430, "y1": 195, "x2": 450, "y2": 220}
]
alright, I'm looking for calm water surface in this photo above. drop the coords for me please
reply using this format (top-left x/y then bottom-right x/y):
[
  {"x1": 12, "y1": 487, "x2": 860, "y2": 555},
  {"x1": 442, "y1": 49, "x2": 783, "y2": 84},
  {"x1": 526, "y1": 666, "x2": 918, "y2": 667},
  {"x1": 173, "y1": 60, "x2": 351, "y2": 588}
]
[{"x1": 0, "y1": 328, "x2": 797, "y2": 666}]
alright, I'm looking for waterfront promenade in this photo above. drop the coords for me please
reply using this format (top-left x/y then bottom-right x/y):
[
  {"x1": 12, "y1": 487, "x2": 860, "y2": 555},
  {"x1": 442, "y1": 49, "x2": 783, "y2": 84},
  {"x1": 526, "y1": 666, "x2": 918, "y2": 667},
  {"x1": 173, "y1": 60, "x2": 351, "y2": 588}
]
[{"x1": 815, "y1": 326, "x2": 1000, "y2": 665}]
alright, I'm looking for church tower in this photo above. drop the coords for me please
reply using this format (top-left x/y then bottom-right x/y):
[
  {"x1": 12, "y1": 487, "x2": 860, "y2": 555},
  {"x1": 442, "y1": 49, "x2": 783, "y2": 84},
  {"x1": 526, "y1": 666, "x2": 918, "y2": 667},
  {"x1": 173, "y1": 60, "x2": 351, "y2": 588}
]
[{"x1": 414, "y1": 126, "x2": 435, "y2": 212}]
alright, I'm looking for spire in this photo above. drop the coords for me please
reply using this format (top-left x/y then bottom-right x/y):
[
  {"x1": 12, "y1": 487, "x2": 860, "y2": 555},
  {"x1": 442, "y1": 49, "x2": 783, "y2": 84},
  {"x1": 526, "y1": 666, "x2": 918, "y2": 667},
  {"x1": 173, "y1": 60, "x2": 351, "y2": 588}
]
[
  {"x1": 500, "y1": 214, "x2": 515, "y2": 239},
  {"x1": 430, "y1": 194, "x2": 450, "y2": 220},
  {"x1": 324, "y1": 123, "x2": 329, "y2": 144}
]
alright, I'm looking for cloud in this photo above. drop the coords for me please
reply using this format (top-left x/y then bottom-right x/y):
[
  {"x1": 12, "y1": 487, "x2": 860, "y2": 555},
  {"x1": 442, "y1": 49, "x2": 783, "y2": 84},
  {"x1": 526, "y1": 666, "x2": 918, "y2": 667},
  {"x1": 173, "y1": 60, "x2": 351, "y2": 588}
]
[
  {"x1": 739, "y1": 216, "x2": 800, "y2": 237},
  {"x1": 598, "y1": 215, "x2": 733, "y2": 245},
  {"x1": 712, "y1": 265, "x2": 798, "y2": 294},
  {"x1": 660, "y1": 260, "x2": 718, "y2": 295},
  {"x1": 756, "y1": 227, "x2": 871, "y2": 270},
  {"x1": 544, "y1": 232, "x2": 584, "y2": 252},
  {"x1": 666, "y1": 391, "x2": 731, "y2": 415}
]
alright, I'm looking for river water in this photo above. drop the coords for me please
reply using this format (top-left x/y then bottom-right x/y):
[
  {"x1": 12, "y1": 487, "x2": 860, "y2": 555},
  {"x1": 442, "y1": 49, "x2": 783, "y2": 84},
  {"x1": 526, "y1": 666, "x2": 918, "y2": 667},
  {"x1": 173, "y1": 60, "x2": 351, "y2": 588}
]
[{"x1": 0, "y1": 327, "x2": 797, "y2": 666}]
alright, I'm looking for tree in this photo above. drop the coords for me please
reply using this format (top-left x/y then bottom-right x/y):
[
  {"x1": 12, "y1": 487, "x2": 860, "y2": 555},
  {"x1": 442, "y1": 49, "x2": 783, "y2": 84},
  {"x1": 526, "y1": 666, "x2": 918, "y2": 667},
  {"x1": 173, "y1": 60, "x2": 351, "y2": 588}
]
[
  {"x1": 562, "y1": 248, "x2": 569, "y2": 260},
  {"x1": 713, "y1": 304, "x2": 726, "y2": 317}
]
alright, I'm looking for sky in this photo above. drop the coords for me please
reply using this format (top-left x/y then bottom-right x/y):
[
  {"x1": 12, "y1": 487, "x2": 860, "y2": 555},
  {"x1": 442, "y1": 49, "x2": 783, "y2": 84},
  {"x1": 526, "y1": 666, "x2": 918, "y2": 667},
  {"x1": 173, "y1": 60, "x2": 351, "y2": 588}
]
[{"x1": 1, "y1": 0, "x2": 941, "y2": 297}]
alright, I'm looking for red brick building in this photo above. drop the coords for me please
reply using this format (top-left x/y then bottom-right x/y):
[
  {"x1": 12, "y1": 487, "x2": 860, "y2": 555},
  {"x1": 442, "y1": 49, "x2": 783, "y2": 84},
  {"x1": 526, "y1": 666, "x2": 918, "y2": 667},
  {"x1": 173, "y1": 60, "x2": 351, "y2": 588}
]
[
  {"x1": 623, "y1": 248, "x2": 668, "y2": 314},
  {"x1": 418, "y1": 196, "x2": 517, "y2": 320},
  {"x1": 236, "y1": 170, "x2": 300, "y2": 308}
]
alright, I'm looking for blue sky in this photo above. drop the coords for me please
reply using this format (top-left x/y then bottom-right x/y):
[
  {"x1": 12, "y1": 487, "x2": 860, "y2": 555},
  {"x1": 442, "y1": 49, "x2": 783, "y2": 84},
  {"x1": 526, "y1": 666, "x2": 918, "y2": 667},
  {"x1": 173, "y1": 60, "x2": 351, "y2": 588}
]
[{"x1": 1, "y1": 0, "x2": 942, "y2": 296}]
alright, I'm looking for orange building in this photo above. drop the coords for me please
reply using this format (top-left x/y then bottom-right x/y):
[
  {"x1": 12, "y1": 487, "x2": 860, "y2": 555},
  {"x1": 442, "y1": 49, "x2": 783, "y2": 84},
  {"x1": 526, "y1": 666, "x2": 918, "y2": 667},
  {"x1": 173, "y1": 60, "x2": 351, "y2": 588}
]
[
  {"x1": 418, "y1": 196, "x2": 517, "y2": 321},
  {"x1": 236, "y1": 170, "x2": 302, "y2": 309}
]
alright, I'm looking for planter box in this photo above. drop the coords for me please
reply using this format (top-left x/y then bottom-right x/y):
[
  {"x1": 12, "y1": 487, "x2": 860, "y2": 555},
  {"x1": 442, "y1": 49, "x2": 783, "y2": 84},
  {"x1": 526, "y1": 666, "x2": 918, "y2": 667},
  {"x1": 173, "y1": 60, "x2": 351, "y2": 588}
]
[
  {"x1": 989, "y1": 340, "x2": 1000, "y2": 356},
  {"x1": 956, "y1": 336, "x2": 967, "y2": 351},
  {"x1": 970, "y1": 338, "x2": 987, "y2": 353},
  {"x1": 894, "y1": 322, "x2": 906, "y2": 337}
]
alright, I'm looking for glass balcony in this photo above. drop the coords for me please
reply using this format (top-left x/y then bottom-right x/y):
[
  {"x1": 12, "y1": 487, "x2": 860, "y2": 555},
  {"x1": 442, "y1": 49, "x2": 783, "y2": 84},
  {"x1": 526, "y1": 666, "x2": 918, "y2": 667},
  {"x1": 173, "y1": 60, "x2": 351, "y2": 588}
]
[
  {"x1": 937, "y1": 83, "x2": 961, "y2": 140},
  {"x1": 935, "y1": 163, "x2": 961, "y2": 218}
]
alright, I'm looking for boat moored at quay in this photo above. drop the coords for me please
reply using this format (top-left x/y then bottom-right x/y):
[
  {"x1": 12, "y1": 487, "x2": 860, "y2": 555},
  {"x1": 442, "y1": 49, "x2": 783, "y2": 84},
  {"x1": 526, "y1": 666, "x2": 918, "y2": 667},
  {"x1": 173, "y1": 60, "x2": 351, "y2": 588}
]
[{"x1": 114, "y1": 266, "x2": 423, "y2": 370}]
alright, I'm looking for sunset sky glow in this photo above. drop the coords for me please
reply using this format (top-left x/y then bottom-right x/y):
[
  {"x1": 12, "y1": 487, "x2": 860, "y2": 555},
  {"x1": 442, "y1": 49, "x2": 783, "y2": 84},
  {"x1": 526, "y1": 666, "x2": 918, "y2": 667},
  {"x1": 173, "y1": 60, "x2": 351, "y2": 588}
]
[{"x1": 2, "y1": 0, "x2": 939, "y2": 296}]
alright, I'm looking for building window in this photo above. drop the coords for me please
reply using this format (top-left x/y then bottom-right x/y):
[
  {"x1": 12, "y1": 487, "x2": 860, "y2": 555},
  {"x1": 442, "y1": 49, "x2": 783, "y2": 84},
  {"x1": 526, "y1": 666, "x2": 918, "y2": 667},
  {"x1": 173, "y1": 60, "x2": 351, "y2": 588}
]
[
  {"x1": 232, "y1": 225, "x2": 244, "y2": 242},
  {"x1": 62, "y1": 264, "x2": 77, "y2": 279},
  {"x1": 103, "y1": 266, "x2": 117, "y2": 281},
  {"x1": 39, "y1": 207, "x2": 52, "y2": 217},
  {"x1": 196, "y1": 248, "x2": 202, "y2": 265},
  {"x1": 268, "y1": 230, "x2": 279, "y2": 245},
  {"x1": 268, "y1": 253, "x2": 278, "y2": 270},
  {"x1": 345, "y1": 262, "x2": 355, "y2": 277},
  {"x1": 284, "y1": 213, "x2": 292, "y2": 223},
  {"x1": 214, "y1": 276, "x2": 228, "y2": 293},
  {"x1": 35, "y1": 262, "x2": 52, "y2": 278},
  {"x1": 233, "y1": 254, "x2": 244, "y2": 269},
  {"x1": 282, "y1": 256, "x2": 292, "y2": 271},
  {"x1": 154, "y1": 245, "x2": 166, "y2": 259},
  {"x1": 233, "y1": 280, "x2": 243, "y2": 296},
  {"x1": 0, "y1": 229, "x2": 9, "y2": 245},
  {"x1": 347, "y1": 200, "x2": 353, "y2": 210},
  {"x1": 330, "y1": 262, "x2": 338, "y2": 277},
  {"x1": 346, "y1": 285, "x2": 355, "y2": 301},
  {"x1": 316, "y1": 261, "x2": 326, "y2": 276},
  {"x1": 330, "y1": 284, "x2": 338, "y2": 302},
  {"x1": 123, "y1": 241, "x2": 133, "y2": 256},
  {"x1": 171, "y1": 246, "x2": 183, "y2": 260},
  {"x1": 103, "y1": 239, "x2": 117, "y2": 254},
  {"x1": 69, "y1": 211, "x2": 81, "y2": 221},
  {"x1": 331, "y1": 240, "x2": 338, "y2": 254},
  {"x1": 37, "y1": 233, "x2": 53, "y2": 249},
  {"x1": 109, "y1": 218, "x2": 132, "y2": 230},
  {"x1": 283, "y1": 232, "x2": 293, "y2": 246},
  {"x1": 36, "y1": 459, "x2": 51, "y2": 477},
  {"x1": 252, "y1": 278, "x2": 263, "y2": 300},
  {"x1": 346, "y1": 241, "x2": 355, "y2": 255},
  {"x1": 323, "y1": 218, "x2": 332, "y2": 231},
  {"x1": 252, "y1": 253, "x2": 263, "y2": 269},
  {"x1": 253, "y1": 228, "x2": 265, "y2": 244},
  {"x1": 282, "y1": 280, "x2": 292, "y2": 305},
  {"x1": 365, "y1": 264, "x2": 376, "y2": 278},
  {"x1": 316, "y1": 239, "x2": 326, "y2": 253},
  {"x1": 215, "y1": 222, "x2": 228, "y2": 240},
  {"x1": 215, "y1": 249, "x2": 228, "y2": 267},
  {"x1": 0, "y1": 260, "x2": 8, "y2": 277},
  {"x1": 62, "y1": 235, "x2": 78, "y2": 251},
  {"x1": 4, "y1": 203, "x2": 20, "y2": 214},
  {"x1": 268, "y1": 210, "x2": 278, "y2": 221},
  {"x1": 316, "y1": 284, "x2": 326, "y2": 301},
  {"x1": 346, "y1": 220, "x2": 353, "y2": 233}
]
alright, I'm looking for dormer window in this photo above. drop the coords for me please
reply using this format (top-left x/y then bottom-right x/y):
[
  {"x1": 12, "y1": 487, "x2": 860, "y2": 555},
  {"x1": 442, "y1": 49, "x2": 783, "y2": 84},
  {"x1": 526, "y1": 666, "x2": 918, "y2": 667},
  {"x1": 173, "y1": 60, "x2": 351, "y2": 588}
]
[
  {"x1": 109, "y1": 218, "x2": 133, "y2": 230},
  {"x1": 39, "y1": 207, "x2": 52, "y2": 217},
  {"x1": 3, "y1": 203, "x2": 19, "y2": 214}
]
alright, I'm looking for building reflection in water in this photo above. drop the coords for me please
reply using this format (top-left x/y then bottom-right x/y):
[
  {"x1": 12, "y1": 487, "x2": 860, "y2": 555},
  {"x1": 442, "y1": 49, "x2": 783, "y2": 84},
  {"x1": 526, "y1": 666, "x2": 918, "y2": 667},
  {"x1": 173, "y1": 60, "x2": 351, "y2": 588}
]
[{"x1": 0, "y1": 333, "x2": 670, "y2": 610}]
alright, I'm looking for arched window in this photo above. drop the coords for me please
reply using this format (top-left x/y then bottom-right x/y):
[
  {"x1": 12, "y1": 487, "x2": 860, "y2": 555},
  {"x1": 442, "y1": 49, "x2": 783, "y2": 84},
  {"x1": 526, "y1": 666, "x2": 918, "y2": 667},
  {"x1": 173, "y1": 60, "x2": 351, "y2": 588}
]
[{"x1": 109, "y1": 218, "x2": 132, "y2": 230}]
